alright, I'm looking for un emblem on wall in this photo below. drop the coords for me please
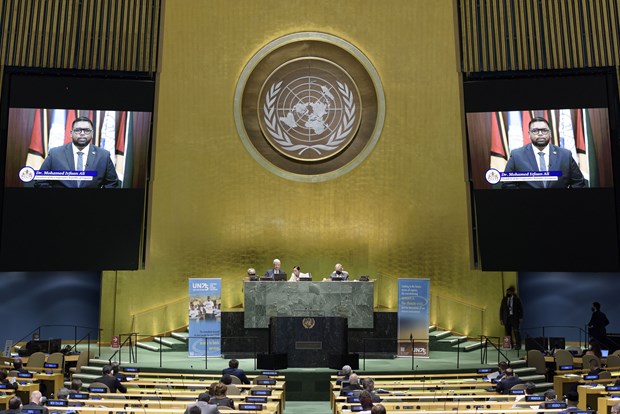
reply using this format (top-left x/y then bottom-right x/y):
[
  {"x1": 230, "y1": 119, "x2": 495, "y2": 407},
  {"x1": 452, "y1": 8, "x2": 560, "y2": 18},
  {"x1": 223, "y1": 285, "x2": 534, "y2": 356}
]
[
  {"x1": 235, "y1": 32, "x2": 385, "y2": 182},
  {"x1": 259, "y1": 58, "x2": 361, "y2": 161}
]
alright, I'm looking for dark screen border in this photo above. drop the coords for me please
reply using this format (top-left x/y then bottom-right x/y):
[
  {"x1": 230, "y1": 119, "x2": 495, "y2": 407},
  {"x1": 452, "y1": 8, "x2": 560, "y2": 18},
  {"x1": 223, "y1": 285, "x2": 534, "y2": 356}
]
[
  {"x1": 0, "y1": 67, "x2": 155, "y2": 270},
  {"x1": 463, "y1": 68, "x2": 620, "y2": 271}
]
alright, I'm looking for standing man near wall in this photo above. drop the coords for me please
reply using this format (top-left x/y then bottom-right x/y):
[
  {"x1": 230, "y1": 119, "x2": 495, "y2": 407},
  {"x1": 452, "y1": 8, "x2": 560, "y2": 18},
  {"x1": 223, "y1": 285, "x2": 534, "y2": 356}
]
[{"x1": 500, "y1": 286, "x2": 523, "y2": 350}]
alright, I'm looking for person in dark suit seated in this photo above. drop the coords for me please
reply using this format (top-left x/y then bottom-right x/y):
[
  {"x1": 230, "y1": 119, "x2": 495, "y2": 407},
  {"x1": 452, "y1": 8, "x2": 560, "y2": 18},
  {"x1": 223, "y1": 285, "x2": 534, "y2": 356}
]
[
  {"x1": 361, "y1": 378, "x2": 382, "y2": 402},
  {"x1": 69, "y1": 378, "x2": 83, "y2": 395},
  {"x1": 587, "y1": 358, "x2": 604, "y2": 376},
  {"x1": 184, "y1": 392, "x2": 218, "y2": 414},
  {"x1": 371, "y1": 405, "x2": 386, "y2": 414},
  {"x1": 0, "y1": 369, "x2": 18, "y2": 391},
  {"x1": 188, "y1": 407, "x2": 201, "y2": 414},
  {"x1": 93, "y1": 364, "x2": 127, "y2": 393},
  {"x1": 502, "y1": 116, "x2": 586, "y2": 189},
  {"x1": 264, "y1": 259, "x2": 287, "y2": 281},
  {"x1": 1, "y1": 396, "x2": 22, "y2": 414},
  {"x1": 559, "y1": 390, "x2": 580, "y2": 413},
  {"x1": 208, "y1": 383, "x2": 235, "y2": 409},
  {"x1": 221, "y1": 359, "x2": 250, "y2": 384},
  {"x1": 12, "y1": 359, "x2": 29, "y2": 375},
  {"x1": 330, "y1": 263, "x2": 349, "y2": 280},
  {"x1": 342, "y1": 373, "x2": 363, "y2": 392},
  {"x1": 111, "y1": 362, "x2": 128, "y2": 382},
  {"x1": 246, "y1": 268, "x2": 258, "y2": 281},
  {"x1": 21, "y1": 390, "x2": 49, "y2": 414},
  {"x1": 57, "y1": 387, "x2": 70, "y2": 400},
  {"x1": 537, "y1": 389, "x2": 560, "y2": 414},
  {"x1": 358, "y1": 390, "x2": 374, "y2": 413},
  {"x1": 35, "y1": 116, "x2": 119, "y2": 189},
  {"x1": 495, "y1": 368, "x2": 521, "y2": 394},
  {"x1": 336, "y1": 365, "x2": 352, "y2": 385}
]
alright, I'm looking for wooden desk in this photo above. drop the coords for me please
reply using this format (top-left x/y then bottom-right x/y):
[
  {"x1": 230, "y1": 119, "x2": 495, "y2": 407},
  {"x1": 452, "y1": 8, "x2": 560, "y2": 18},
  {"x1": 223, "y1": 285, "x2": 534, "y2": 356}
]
[
  {"x1": 67, "y1": 396, "x2": 280, "y2": 413},
  {"x1": 0, "y1": 395, "x2": 9, "y2": 410},
  {"x1": 34, "y1": 372, "x2": 64, "y2": 398},
  {"x1": 578, "y1": 384, "x2": 610, "y2": 410},
  {"x1": 14, "y1": 382, "x2": 39, "y2": 405},
  {"x1": 597, "y1": 396, "x2": 620, "y2": 414},
  {"x1": 330, "y1": 388, "x2": 500, "y2": 411},
  {"x1": 47, "y1": 407, "x2": 276, "y2": 414},
  {"x1": 126, "y1": 371, "x2": 285, "y2": 382},
  {"x1": 335, "y1": 409, "x2": 565, "y2": 414},
  {"x1": 555, "y1": 373, "x2": 620, "y2": 399}
]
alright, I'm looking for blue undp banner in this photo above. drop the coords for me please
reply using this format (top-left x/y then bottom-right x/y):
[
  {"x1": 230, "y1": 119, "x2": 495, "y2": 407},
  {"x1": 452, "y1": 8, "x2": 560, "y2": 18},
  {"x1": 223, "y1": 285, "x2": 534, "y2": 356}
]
[
  {"x1": 397, "y1": 278, "x2": 430, "y2": 357},
  {"x1": 188, "y1": 278, "x2": 221, "y2": 357}
]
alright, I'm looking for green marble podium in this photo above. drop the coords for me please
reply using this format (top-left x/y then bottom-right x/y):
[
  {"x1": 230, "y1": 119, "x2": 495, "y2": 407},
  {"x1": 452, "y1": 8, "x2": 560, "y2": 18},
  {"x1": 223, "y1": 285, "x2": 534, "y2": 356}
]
[{"x1": 243, "y1": 281, "x2": 374, "y2": 329}]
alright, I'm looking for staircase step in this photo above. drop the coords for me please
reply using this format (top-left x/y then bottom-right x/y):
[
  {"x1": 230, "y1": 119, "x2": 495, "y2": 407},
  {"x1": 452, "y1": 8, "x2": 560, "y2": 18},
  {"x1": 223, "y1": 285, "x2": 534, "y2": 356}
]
[
  {"x1": 534, "y1": 382, "x2": 554, "y2": 391},
  {"x1": 171, "y1": 332, "x2": 189, "y2": 343},
  {"x1": 137, "y1": 341, "x2": 175, "y2": 352},
  {"x1": 513, "y1": 366, "x2": 535, "y2": 376},
  {"x1": 429, "y1": 331, "x2": 452, "y2": 341},
  {"x1": 510, "y1": 359, "x2": 527, "y2": 368},
  {"x1": 461, "y1": 341, "x2": 485, "y2": 352},
  {"x1": 154, "y1": 337, "x2": 187, "y2": 351},
  {"x1": 428, "y1": 325, "x2": 437, "y2": 333},
  {"x1": 433, "y1": 336, "x2": 468, "y2": 351},
  {"x1": 519, "y1": 374, "x2": 546, "y2": 382},
  {"x1": 80, "y1": 365, "x2": 104, "y2": 375},
  {"x1": 88, "y1": 359, "x2": 110, "y2": 367},
  {"x1": 71, "y1": 373, "x2": 99, "y2": 383}
]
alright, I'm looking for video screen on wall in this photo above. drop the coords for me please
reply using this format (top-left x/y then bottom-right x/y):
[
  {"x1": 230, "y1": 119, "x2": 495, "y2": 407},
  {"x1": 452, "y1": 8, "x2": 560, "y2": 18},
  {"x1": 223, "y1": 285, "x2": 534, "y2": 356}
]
[
  {"x1": 463, "y1": 70, "x2": 620, "y2": 271},
  {"x1": 6, "y1": 108, "x2": 151, "y2": 189},
  {"x1": 0, "y1": 69, "x2": 155, "y2": 270},
  {"x1": 467, "y1": 108, "x2": 613, "y2": 190}
]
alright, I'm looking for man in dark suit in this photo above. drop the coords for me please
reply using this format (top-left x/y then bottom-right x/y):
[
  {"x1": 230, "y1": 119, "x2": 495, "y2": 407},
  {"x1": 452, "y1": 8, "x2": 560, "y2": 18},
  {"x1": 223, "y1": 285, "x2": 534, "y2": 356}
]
[
  {"x1": 342, "y1": 373, "x2": 363, "y2": 392},
  {"x1": 35, "y1": 116, "x2": 119, "y2": 188},
  {"x1": 495, "y1": 368, "x2": 521, "y2": 394},
  {"x1": 12, "y1": 359, "x2": 29, "y2": 374},
  {"x1": 0, "y1": 396, "x2": 22, "y2": 414},
  {"x1": 502, "y1": 116, "x2": 586, "y2": 189},
  {"x1": 588, "y1": 301, "x2": 610, "y2": 345},
  {"x1": 500, "y1": 286, "x2": 523, "y2": 350},
  {"x1": 20, "y1": 390, "x2": 49, "y2": 414},
  {"x1": 263, "y1": 258, "x2": 287, "y2": 281},
  {"x1": 93, "y1": 365, "x2": 127, "y2": 393},
  {"x1": 221, "y1": 359, "x2": 250, "y2": 384},
  {"x1": 0, "y1": 369, "x2": 18, "y2": 391}
]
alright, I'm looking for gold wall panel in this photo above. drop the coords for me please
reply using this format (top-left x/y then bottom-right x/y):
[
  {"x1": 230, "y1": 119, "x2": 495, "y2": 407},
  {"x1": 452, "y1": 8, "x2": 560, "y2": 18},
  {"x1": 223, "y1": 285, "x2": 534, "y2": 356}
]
[
  {"x1": 0, "y1": 0, "x2": 160, "y2": 72},
  {"x1": 98, "y1": 0, "x2": 511, "y2": 341},
  {"x1": 459, "y1": 0, "x2": 620, "y2": 72}
]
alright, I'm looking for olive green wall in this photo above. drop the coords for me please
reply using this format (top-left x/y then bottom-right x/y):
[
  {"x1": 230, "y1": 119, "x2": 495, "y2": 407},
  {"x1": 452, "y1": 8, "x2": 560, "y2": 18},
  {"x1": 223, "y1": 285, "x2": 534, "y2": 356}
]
[{"x1": 100, "y1": 0, "x2": 515, "y2": 342}]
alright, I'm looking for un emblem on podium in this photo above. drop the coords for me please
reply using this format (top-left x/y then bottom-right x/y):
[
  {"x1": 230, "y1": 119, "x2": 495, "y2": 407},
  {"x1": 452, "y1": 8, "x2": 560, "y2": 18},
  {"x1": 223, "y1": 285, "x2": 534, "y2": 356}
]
[
  {"x1": 235, "y1": 32, "x2": 385, "y2": 182},
  {"x1": 302, "y1": 318, "x2": 316, "y2": 329}
]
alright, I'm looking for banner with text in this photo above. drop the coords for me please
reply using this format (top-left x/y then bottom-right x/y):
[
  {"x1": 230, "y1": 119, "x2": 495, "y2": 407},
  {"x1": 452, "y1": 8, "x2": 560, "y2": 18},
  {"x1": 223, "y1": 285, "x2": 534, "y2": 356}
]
[
  {"x1": 397, "y1": 278, "x2": 430, "y2": 357},
  {"x1": 188, "y1": 278, "x2": 222, "y2": 357}
]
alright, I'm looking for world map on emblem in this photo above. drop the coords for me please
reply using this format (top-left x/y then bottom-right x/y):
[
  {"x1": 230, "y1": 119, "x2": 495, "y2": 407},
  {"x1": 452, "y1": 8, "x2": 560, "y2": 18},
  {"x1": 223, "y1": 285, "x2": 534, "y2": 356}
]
[{"x1": 259, "y1": 58, "x2": 362, "y2": 162}]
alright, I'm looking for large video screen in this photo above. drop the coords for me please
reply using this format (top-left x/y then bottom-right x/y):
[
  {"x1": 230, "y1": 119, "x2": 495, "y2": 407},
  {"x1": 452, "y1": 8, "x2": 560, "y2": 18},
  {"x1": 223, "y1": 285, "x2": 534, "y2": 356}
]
[
  {"x1": 467, "y1": 108, "x2": 613, "y2": 190},
  {"x1": 0, "y1": 69, "x2": 155, "y2": 270},
  {"x1": 6, "y1": 108, "x2": 151, "y2": 189},
  {"x1": 464, "y1": 70, "x2": 620, "y2": 271}
]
